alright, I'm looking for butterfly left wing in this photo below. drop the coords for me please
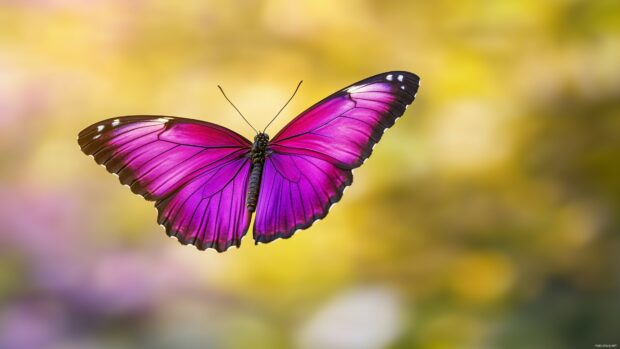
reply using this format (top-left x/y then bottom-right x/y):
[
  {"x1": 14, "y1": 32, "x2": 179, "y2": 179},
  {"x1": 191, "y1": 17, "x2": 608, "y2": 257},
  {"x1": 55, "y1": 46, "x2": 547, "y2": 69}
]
[
  {"x1": 78, "y1": 116, "x2": 253, "y2": 252},
  {"x1": 254, "y1": 71, "x2": 420, "y2": 243}
]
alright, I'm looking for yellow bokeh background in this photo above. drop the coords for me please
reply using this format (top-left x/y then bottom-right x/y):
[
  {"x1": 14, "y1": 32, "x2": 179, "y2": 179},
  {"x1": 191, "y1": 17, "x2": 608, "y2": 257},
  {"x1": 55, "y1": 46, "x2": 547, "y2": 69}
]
[{"x1": 1, "y1": 1, "x2": 619, "y2": 348}]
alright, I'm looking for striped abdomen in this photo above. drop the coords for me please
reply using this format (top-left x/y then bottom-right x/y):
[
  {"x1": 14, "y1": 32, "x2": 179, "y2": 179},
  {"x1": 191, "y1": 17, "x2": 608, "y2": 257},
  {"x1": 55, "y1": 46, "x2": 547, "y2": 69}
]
[
  {"x1": 246, "y1": 132, "x2": 269, "y2": 212},
  {"x1": 246, "y1": 163, "x2": 263, "y2": 212}
]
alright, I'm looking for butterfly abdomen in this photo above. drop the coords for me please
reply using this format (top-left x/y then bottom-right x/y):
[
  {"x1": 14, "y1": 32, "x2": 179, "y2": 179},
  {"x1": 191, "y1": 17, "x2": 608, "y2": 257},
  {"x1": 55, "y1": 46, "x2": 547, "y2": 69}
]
[
  {"x1": 247, "y1": 163, "x2": 262, "y2": 212},
  {"x1": 246, "y1": 133, "x2": 269, "y2": 212}
]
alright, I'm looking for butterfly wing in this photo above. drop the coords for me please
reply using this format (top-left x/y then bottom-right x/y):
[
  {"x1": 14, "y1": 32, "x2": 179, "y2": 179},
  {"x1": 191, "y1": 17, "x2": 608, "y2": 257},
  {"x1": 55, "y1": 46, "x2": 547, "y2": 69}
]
[
  {"x1": 253, "y1": 153, "x2": 352, "y2": 243},
  {"x1": 254, "y1": 71, "x2": 420, "y2": 243},
  {"x1": 78, "y1": 115, "x2": 253, "y2": 252}
]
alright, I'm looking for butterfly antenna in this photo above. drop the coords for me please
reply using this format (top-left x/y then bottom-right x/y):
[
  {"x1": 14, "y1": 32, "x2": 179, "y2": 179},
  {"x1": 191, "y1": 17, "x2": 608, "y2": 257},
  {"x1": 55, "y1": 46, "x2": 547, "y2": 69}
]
[
  {"x1": 263, "y1": 80, "x2": 303, "y2": 133},
  {"x1": 217, "y1": 85, "x2": 258, "y2": 135}
]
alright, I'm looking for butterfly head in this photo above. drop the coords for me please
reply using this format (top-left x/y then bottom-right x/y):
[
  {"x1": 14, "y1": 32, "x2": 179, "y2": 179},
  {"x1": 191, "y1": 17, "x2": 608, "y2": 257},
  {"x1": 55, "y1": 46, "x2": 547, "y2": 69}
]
[{"x1": 254, "y1": 132, "x2": 269, "y2": 145}]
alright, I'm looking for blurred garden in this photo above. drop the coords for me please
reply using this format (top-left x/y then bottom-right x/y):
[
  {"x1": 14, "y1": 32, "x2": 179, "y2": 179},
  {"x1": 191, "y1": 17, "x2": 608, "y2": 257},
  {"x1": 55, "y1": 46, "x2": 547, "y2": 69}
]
[{"x1": 0, "y1": 0, "x2": 619, "y2": 348}]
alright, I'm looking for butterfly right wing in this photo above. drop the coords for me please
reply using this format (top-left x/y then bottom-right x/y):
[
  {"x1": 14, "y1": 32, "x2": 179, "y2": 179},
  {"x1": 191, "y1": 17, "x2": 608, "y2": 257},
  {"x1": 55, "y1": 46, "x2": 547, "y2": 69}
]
[
  {"x1": 254, "y1": 71, "x2": 419, "y2": 244},
  {"x1": 253, "y1": 152, "x2": 352, "y2": 243},
  {"x1": 78, "y1": 115, "x2": 253, "y2": 252}
]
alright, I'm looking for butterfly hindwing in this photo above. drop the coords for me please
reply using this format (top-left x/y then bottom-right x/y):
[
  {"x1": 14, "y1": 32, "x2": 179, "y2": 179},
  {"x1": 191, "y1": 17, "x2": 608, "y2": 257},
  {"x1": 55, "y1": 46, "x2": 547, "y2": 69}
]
[
  {"x1": 78, "y1": 115, "x2": 253, "y2": 252},
  {"x1": 254, "y1": 71, "x2": 420, "y2": 243},
  {"x1": 253, "y1": 152, "x2": 352, "y2": 243},
  {"x1": 155, "y1": 154, "x2": 252, "y2": 251}
]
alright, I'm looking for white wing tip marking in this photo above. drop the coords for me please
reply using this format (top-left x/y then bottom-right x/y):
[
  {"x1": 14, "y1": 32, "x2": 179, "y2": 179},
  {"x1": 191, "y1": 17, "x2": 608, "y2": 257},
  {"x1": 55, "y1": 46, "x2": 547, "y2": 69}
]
[
  {"x1": 93, "y1": 134, "x2": 101, "y2": 140},
  {"x1": 400, "y1": 85, "x2": 405, "y2": 90},
  {"x1": 397, "y1": 74, "x2": 404, "y2": 82},
  {"x1": 386, "y1": 74, "x2": 393, "y2": 81},
  {"x1": 157, "y1": 117, "x2": 172, "y2": 124},
  {"x1": 111, "y1": 119, "x2": 120, "y2": 127},
  {"x1": 97, "y1": 125, "x2": 105, "y2": 132}
]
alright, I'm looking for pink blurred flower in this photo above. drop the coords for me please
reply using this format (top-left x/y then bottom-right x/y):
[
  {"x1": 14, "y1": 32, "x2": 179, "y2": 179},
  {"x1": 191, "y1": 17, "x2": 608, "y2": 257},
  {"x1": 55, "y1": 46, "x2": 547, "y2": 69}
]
[
  {"x1": 0, "y1": 184, "x2": 193, "y2": 316},
  {"x1": 0, "y1": 300, "x2": 66, "y2": 349}
]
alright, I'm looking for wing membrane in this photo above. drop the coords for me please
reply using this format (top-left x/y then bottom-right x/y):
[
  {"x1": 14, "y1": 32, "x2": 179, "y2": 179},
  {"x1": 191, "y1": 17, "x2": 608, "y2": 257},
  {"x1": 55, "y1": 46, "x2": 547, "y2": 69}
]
[
  {"x1": 78, "y1": 115, "x2": 253, "y2": 252},
  {"x1": 271, "y1": 71, "x2": 419, "y2": 169},
  {"x1": 254, "y1": 71, "x2": 420, "y2": 243},
  {"x1": 253, "y1": 153, "x2": 352, "y2": 243}
]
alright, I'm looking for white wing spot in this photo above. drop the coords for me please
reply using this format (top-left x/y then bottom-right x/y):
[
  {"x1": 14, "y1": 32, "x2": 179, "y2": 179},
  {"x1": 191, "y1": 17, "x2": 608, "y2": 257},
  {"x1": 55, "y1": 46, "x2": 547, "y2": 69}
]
[
  {"x1": 93, "y1": 134, "x2": 101, "y2": 140},
  {"x1": 386, "y1": 74, "x2": 393, "y2": 81},
  {"x1": 97, "y1": 125, "x2": 105, "y2": 132},
  {"x1": 397, "y1": 74, "x2": 404, "y2": 82},
  {"x1": 157, "y1": 117, "x2": 171, "y2": 124},
  {"x1": 400, "y1": 85, "x2": 406, "y2": 90},
  {"x1": 111, "y1": 119, "x2": 120, "y2": 127}
]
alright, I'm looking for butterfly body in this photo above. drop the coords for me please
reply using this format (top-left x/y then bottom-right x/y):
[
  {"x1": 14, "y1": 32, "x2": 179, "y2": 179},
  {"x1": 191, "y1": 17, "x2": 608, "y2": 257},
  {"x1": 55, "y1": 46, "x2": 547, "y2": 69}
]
[
  {"x1": 247, "y1": 133, "x2": 270, "y2": 212},
  {"x1": 78, "y1": 71, "x2": 420, "y2": 252}
]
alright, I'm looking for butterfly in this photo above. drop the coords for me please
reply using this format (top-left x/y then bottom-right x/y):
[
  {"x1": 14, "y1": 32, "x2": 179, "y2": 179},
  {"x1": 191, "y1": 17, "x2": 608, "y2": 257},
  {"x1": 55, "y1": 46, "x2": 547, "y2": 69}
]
[{"x1": 78, "y1": 71, "x2": 420, "y2": 252}]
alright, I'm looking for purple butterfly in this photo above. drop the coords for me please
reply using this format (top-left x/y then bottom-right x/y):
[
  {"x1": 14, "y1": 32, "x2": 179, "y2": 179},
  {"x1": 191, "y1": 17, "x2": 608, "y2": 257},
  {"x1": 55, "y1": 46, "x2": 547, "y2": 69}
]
[{"x1": 78, "y1": 71, "x2": 420, "y2": 252}]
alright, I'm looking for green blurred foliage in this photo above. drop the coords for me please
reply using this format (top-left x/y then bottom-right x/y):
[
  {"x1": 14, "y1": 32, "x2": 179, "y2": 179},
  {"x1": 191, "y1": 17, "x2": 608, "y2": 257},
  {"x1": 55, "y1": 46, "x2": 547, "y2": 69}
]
[{"x1": 0, "y1": 0, "x2": 619, "y2": 348}]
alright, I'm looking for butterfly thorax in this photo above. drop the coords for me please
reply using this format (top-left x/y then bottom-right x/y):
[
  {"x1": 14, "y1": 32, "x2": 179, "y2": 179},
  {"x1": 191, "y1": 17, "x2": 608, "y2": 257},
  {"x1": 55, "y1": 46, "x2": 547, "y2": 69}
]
[
  {"x1": 246, "y1": 133, "x2": 269, "y2": 212},
  {"x1": 249, "y1": 133, "x2": 269, "y2": 164}
]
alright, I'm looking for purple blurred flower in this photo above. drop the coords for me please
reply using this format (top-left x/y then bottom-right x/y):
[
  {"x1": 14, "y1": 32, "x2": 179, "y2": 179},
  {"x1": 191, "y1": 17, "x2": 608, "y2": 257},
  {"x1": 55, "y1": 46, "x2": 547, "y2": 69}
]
[
  {"x1": 64, "y1": 250, "x2": 192, "y2": 315},
  {"x1": 0, "y1": 184, "x2": 193, "y2": 316},
  {"x1": 0, "y1": 300, "x2": 66, "y2": 349}
]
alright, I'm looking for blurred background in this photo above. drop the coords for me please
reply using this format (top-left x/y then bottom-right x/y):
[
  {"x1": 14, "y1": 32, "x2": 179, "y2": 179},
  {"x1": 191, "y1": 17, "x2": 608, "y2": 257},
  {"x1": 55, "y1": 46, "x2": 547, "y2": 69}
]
[{"x1": 1, "y1": 0, "x2": 619, "y2": 348}]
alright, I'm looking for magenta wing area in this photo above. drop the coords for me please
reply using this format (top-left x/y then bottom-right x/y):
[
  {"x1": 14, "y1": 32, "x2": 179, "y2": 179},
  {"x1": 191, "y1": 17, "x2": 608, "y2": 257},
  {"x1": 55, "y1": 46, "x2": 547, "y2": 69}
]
[
  {"x1": 78, "y1": 116, "x2": 253, "y2": 252},
  {"x1": 253, "y1": 153, "x2": 352, "y2": 243},
  {"x1": 254, "y1": 71, "x2": 420, "y2": 243}
]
